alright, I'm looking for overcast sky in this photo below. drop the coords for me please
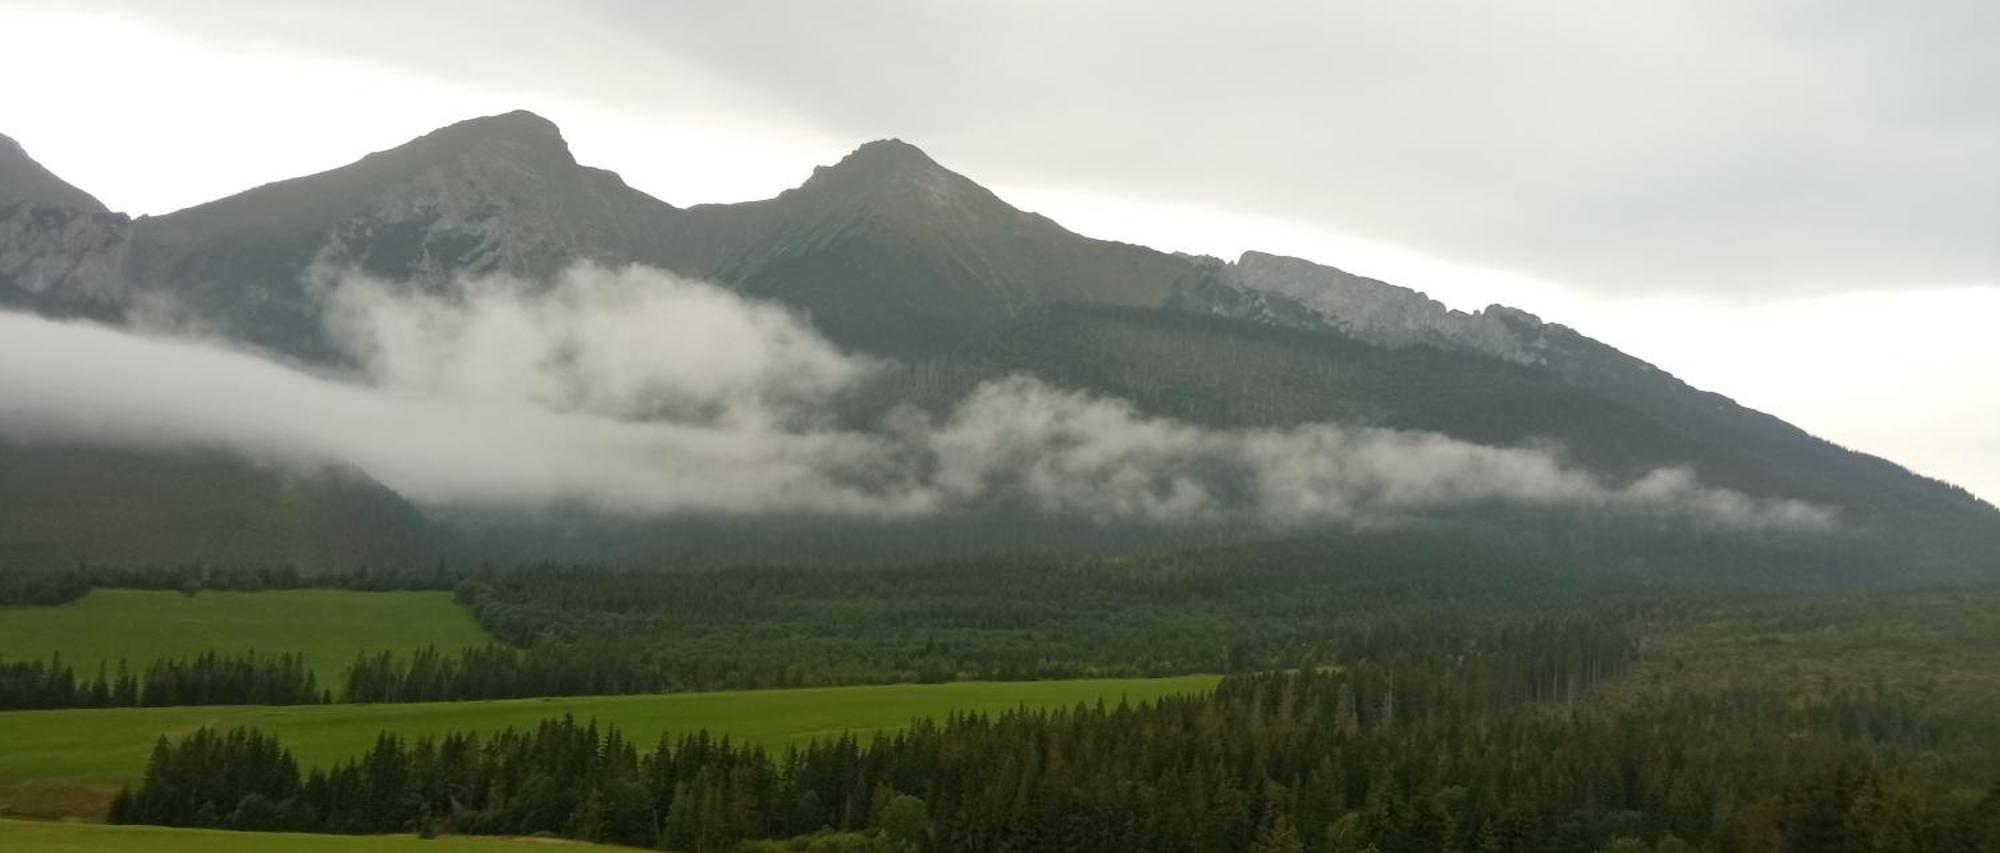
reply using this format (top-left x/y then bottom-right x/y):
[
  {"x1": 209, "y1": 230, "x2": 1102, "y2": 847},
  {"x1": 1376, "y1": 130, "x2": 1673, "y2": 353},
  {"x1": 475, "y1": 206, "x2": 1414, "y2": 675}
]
[{"x1": 2, "y1": 0, "x2": 1995, "y2": 502}]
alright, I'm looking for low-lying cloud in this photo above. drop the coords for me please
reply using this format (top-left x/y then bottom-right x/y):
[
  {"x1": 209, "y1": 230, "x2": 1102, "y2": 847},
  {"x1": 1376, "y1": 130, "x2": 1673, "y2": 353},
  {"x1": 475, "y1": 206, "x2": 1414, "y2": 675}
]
[
  {"x1": 0, "y1": 264, "x2": 1833, "y2": 529},
  {"x1": 322, "y1": 265, "x2": 867, "y2": 430}
]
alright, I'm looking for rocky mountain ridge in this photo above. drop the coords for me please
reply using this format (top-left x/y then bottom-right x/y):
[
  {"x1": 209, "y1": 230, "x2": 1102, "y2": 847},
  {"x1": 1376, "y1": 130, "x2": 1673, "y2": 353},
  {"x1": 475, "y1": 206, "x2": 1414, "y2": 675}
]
[
  {"x1": 0, "y1": 112, "x2": 1552, "y2": 367},
  {"x1": 0, "y1": 110, "x2": 1993, "y2": 573},
  {"x1": 0, "y1": 132, "x2": 107, "y2": 212}
]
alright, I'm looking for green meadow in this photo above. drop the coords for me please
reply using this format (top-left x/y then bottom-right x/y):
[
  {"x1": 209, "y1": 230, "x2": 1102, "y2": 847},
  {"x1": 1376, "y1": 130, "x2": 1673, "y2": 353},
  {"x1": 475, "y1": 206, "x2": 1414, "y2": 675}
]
[
  {"x1": 0, "y1": 676, "x2": 1217, "y2": 820},
  {"x1": 0, "y1": 589, "x2": 491, "y2": 685},
  {"x1": 0, "y1": 819, "x2": 620, "y2": 851}
]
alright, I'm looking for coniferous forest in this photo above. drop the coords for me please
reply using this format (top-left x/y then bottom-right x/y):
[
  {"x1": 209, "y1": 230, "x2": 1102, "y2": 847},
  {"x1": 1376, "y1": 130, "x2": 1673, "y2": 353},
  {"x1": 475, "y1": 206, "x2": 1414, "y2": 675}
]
[
  {"x1": 0, "y1": 532, "x2": 1814, "y2": 709},
  {"x1": 109, "y1": 642, "x2": 2000, "y2": 852},
  {"x1": 0, "y1": 651, "x2": 323, "y2": 709},
  {"x1": 9, "y1": 541, "x2": 2000, "y2": 851}
]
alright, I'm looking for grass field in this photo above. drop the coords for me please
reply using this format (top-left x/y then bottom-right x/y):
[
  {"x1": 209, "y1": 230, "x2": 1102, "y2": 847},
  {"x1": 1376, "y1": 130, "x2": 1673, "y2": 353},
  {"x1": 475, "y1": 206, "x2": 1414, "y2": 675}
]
[
  {"x1": 0, "y1": 819, "x2": 620, "y2": 851},
  {"x1": 0, "y1": 675, "x2": 1217, "y2": 820},
  {"x1": 0, "y1": 589, "x2": 491, "y2": 685}
]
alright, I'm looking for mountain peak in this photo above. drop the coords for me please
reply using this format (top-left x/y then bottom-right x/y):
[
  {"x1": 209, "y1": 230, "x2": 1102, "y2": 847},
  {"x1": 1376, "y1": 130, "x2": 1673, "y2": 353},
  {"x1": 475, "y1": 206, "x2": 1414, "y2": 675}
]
[
  {"x1": 0, "y1": 131, "x2": 108, "y2": 213},
  {"x1": 842, "y1": 138, "x2": 942, "y2": 170},
  {"x1": 398, "y1": 109, "x2": 571, "y2": 162},
  {"x1": 446, "y1": 109, "x2": 562, "y2": 138},
  {"x1": 798, "y1": 137, "x2": 985, "y2": 208}
]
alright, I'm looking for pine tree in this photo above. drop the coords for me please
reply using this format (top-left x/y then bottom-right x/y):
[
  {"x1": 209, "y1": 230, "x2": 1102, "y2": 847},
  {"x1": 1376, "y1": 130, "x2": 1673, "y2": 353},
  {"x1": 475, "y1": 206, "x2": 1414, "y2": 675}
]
[{"x1": 1251, "y1": 803, "x2": 1305, "y2": 853}]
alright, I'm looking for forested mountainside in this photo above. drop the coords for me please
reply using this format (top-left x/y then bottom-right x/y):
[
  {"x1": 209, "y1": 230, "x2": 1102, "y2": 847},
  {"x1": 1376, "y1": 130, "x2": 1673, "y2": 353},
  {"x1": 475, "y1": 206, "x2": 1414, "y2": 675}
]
[
  {"x1": 0, "y1": 442, "x2": 441, "y2": 573},
  {"x1": 0, "y1": 111, "x2": 1994, "y2": 576}
]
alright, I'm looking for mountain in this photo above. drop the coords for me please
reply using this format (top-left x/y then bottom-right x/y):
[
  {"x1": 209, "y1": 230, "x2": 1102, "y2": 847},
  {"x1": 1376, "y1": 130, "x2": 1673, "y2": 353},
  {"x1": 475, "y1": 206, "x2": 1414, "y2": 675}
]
[
  {"x1": 4, "y1": 117, "x2": 1202, "y2": 361},
  {"x1": 1184, "y1": 250, "x2": 1541, "y2": 362},
  {"x1": 0, "y1": 111, "x2": 1994, "y2": 576},
  {"x1": 653, "y1": 139, "x2": 1201, "y2": 356},
  {"x1": 121, "y1": 111, "x2": 681, "y2": 361},
  {"x1": 0, "y1": 441, "x2": 442, "y2": 572},
  {"x1": 0, "y1": 134, "x2": 131, "y2": 320},
  {"x1": 0, "y1": 135, "x2": 445, "y2": 572},
  {"x1": 1176, "y1": 251, "x2": 2000, "y2": 541},
  {"x1": 0, "y1": 133, "x2": 105, "y2": 212}
]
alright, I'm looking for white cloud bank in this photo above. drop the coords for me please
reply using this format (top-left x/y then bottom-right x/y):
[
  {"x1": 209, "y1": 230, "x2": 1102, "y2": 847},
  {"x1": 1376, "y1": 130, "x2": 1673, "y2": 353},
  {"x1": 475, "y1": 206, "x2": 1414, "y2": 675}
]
[{"x1": 0, "y1": 264, "x2": 1832, "y2": 529}]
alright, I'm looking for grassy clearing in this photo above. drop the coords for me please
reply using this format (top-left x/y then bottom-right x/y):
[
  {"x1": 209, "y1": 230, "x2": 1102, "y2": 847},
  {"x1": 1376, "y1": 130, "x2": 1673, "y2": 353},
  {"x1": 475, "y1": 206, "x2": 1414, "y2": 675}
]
[
  {"x1": 0, "y1": 589, "x2": 490, "y2": 685},
  {"x1": 0, "y1": 675, "x2": 1217, "y2": 820},
  {"x1": 0, "y1": 819, "x2": 619, "y2": 851}
]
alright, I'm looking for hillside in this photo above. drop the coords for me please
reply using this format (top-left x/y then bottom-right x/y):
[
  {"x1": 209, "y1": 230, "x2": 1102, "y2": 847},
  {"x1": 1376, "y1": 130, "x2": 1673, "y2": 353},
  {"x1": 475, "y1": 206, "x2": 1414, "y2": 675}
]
[
  {"x1": 0, "y1": 112, "x2": 1994, "y2": 576},
  {"x1": 0, "y1": 133, "x2": 105, "y2": 212},
  {"x1": 654, "y1": 139, "x2": 1202, "y2": 356},
  {"x1": 123, "y1": 111, "x2": 682, "y2": 363},
  {"x1": 0, "y1": 442, "x2": 443, "y2": 572}
]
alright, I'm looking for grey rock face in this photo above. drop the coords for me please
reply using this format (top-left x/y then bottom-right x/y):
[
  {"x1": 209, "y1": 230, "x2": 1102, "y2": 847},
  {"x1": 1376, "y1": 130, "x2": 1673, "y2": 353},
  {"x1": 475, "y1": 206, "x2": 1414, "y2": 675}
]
[
  {"x1": 0, "y1": 203, "x2": 132, "y2": 316},
  {"x1": 307, "y1": 149, "x2": 643, "y2": 286},
  {"x1": 1197, "y1": 250, "x2": 1546, "y2": 364},
  {"x1": 306, "y1": 113, "x2": 683, "y2": 289},
  {"x1": 146, "y1": 109, "x2": 677, "y2": 282},
  {"x1": 0, "y1": 112, "x2": 684, "y2": 357},
  {"x1": 0, "y1": 133, "x2": 130, "y2": 317}
]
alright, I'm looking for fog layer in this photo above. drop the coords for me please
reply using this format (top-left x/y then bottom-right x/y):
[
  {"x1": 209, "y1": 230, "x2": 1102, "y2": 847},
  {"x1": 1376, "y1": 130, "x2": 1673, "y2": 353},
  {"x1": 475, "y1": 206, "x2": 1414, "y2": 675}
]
[{"x1": 0, "y1": 264, "x2": 1832, "y2": 528}]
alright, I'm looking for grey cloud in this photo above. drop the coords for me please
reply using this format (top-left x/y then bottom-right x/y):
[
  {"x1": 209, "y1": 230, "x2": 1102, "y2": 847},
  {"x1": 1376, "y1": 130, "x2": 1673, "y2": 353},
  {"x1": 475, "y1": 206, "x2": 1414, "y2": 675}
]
[
  {"x1": 0, "y1": 306, "x2": 923, "y2": 518},
  {"x1": 36, "y1": 0, "x2": 2000, "y2": 295},
  {"x1": 0, "y1": 263, "x2": 1833, "y2": 529}
]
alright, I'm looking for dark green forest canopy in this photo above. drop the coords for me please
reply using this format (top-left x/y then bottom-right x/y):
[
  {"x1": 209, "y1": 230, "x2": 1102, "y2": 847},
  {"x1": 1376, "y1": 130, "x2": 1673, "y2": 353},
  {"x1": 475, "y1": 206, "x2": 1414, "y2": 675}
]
[
  {"x1": 111, "y1": 629, "x2": 2000, "y2": 852},
  {"x1": 14, "y1": 535, "x2": 2000, "y2": 849},
  {"x1": 8, "y1": 530, "x2": 1996, "y2": 709}
]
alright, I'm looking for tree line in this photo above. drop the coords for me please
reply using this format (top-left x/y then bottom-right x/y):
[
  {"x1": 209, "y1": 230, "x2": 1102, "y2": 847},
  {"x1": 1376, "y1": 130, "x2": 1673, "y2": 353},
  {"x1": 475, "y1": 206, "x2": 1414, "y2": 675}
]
[
  {"x1": 0, "y1": 541, "x2": 1975, "y2": 712},
  {"x1": 449, "y1": 538, "x2": 1671, "y2": 695},
  {"x1": 0, "y1": 566, "x2": 92, "y2": 605},
  {"x1": 4, "y1": 613, "x2": 1635, "y2": 711},
  {"x1": 6, "y1": 537, "x2": 1659, "y2": 709},
  {"x1": 109, "y1": 648, "x2": 2000, "y2": 852},
  {"x1": 0, "y1": 652, "x2": 325, "y2": 709},
  {"x1": 0, "y1": 562, "x2": 460, "y2": 607}
]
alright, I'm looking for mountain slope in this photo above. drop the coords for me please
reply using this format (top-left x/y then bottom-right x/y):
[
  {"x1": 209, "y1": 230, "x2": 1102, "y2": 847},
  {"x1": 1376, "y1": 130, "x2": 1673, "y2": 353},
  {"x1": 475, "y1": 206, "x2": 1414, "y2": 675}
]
[
  {"x1": 655, "y1": 140, "x2": 1202, "y2": 356},
  {"x1": 1515, "y1": 313, "x2": 2000, "y2": 545},
  {"x1": 123, "y1": 110, "x2": 684, "y2": 361},
  {"x1": 0, "y1": 135, "x2": 449, "y2": 572},
  {"x1": 3, "y1": 119, "x2": 1208, "y2": 361},
  {"x1": 0, "y1": 134, "x2": 131, "y2": 318},
  {"x1": 0, "y1": 112, "x2": 1993, "y2": 574},
  {"x1": 0, "y1": 133, "x2": 105, "y2": 212},
  {"x1": 0, "y1": 441, "x2": 443, "y2": 572},
  {"x1": 1180, "y1": 249, "x2": 1999, "y2": 537}
]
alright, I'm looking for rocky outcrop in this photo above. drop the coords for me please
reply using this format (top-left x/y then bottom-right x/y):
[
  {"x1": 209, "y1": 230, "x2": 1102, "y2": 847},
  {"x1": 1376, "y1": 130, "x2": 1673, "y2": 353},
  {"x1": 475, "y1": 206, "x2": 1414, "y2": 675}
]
[
  {"x1": 0, "y1": 203, "x2": 132, "y2": 318},
  {"x1": 1197, "y1": 250, "x2": 1545, "y2": 364},
  {"x1": 0, "y1": 133, "x2": 130, "y2": 318}
]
